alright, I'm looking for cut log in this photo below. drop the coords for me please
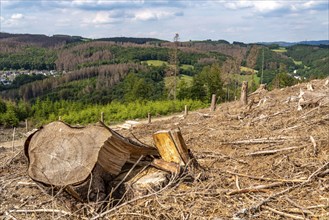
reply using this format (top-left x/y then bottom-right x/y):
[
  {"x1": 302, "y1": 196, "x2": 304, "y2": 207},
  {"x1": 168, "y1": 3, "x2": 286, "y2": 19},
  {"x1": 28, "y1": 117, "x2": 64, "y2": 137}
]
[{"x1": 24, "y1": 121, "x2": 158, "y2": 202}]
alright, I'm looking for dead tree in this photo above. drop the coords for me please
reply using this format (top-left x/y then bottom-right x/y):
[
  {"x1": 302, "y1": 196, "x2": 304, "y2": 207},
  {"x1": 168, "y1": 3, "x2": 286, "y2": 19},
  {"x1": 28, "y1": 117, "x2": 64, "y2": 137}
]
[{"x1": 241, "y1": 81, "x2": 248, "y2": 105}]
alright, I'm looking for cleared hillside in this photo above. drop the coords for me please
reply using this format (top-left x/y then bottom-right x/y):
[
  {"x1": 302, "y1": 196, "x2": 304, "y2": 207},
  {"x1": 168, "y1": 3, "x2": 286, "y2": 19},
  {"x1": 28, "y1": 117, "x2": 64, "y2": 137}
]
[{"x1": 1, "y1": 78, "x2": 328, "y2": 219}]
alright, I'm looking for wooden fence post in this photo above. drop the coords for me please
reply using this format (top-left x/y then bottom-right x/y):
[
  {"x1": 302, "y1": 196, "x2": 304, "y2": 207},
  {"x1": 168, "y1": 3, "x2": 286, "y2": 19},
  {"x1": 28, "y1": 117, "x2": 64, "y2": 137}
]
[
  {"x1": 184, "y1": 105, "x2": 188, "y2": 117},
  {"x1": 25, "y1": 119, "x2": 28, "y2": 132},
  {"x1": 12, "y1": 127, "x2": 16, "y2": 152},
  {"x1": 210, "y1": 94, "x2": 216, "y2": 111},
  {"x1": 148, "y1": 113, "x2": 151, "y2": 124},
  {"x1": 101, "y1": 112, "x2": 104, "y2": 123},
  {"x1": 241, "y1": 81, "x2": 248, "y2": 105}
]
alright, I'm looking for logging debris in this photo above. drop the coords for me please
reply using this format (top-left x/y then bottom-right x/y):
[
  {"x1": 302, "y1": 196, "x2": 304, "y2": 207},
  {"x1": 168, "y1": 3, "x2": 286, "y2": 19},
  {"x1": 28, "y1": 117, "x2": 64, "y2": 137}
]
[{"x1": 1, "y1": 77, "x2": 328, "y2": 219}]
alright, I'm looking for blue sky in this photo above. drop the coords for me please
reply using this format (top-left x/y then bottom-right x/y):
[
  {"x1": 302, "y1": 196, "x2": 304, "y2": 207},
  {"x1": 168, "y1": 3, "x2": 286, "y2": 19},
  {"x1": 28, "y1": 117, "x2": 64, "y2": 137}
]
[{"x1": 0, "y1": 0, "x2": 328, "y2": 43}]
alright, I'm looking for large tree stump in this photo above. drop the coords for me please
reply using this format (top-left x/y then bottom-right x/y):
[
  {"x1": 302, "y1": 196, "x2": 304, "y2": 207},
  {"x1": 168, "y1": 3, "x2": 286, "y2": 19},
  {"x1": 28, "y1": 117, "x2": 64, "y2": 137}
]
[
  {"x1": 25, "y1": 121, "x2": 203, "y2": 203},
  {"x1": 24, "y1": 121, "x2": 158, "y2": 202}
]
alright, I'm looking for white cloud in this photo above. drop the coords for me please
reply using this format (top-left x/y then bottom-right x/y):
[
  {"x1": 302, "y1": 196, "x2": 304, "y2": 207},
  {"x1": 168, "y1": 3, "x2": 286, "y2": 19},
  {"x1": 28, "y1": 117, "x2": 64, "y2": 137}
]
[
  {"x1": 134, "y1": 9, "x2": 177, "y2": 21},
  {"x1": 0, "y1": 16, "x2": 4, "y2": 22},
  {"x1": 223, "y1": 0, "x2": 328, "y2": 13},
  {"x1": 11, "y1": 13, "x2": 24, "y2": 20},
  {"x1": 92, "y1": 11, "x2": 115, "y2": 24}
]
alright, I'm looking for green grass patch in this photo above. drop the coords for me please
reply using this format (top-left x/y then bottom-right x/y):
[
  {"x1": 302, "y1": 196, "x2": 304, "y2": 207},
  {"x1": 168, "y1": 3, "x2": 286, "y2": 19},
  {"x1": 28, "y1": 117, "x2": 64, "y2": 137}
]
[
  {"x1": 272, "y1": 47, "x2": 287, "y2": 53},
  {"x1": 142, "y1": 60, "x2": 168, "y2": 66},
  {"x1": 142, "y1": 60, "x2": 194, "y2": 71},
  {"x1": 292, "y1": 59, "x2": 303, "y2": 65},
  {"x1": 180, "y1": 64, "x2": 194, "y2": 70},
  {"x1": 240, "y1": 66, "x2": 258, "y2": 74},
  {"x1": 164, "y1": 75, "x2": 193, "y2": 88},
  {"x1": 58, "y1": 99, "x2": 207, "y2": 125},
  {"x1": 232, "y1": 73, "x2": 260, "y2": 85}
]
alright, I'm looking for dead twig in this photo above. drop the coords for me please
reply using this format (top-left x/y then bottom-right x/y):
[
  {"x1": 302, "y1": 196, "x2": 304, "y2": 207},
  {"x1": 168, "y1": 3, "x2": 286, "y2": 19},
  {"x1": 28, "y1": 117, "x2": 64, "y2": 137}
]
[
  {"x1": 234, "y1": 161, "x2": 329, "y2": 218},
  {"x1": 222, "y1": 136, "x2": 299, "y2": 145},
  {"x1": 284, "y1": 196, "x2": 314, "y2": 217},
  {"x1": 1, "y1": 150, "x2": 23, "y2": 169},
  {"x1": 228, "y1": 182, "x2": 288, "y2": 195},
  {"x1": 225, "y1": 171, "x2": 306, "y2": 183},
  {"x1": 309, "y1": 136, "x2": 317, "y2": 156},
  {"x1": 91, "y1": 173, "x2": 179, "y2": 220},
  {"x1": 8, "y1": 209, "x2": 72, "y2": 216},
  {"x1": 246, "y1": 146, "x2": 304, "y2": 156},
  {"x1": 262, "y1": 205, "x2": 305, "y2": 220},
  {"x1": 4, "y1": 211, "x2": 18, "y2": 220}
]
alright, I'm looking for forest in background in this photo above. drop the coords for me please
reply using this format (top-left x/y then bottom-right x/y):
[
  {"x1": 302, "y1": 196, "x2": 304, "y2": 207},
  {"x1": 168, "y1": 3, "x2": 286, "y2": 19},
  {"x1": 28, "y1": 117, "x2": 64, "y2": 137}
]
[{"x1": 0, "y1": 33, "x2": 328, "y2": 126}]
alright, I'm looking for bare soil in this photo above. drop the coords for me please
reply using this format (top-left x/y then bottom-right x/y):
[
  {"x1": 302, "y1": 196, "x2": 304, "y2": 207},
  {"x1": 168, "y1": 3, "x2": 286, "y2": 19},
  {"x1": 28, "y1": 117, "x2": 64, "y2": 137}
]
[{"x1": 1, "y1": 78, "x2": 328, "y2": 219}]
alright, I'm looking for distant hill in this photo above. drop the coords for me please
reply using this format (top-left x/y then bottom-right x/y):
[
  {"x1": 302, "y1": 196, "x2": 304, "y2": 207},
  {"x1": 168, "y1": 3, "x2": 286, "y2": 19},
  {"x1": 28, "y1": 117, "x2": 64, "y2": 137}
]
[
  {"x1": 0, "y1": 32, "x2": 84, "y2": 47},
  {"x1": 258, "y1": 40, "x2": 329, "y2": 47},
  {"x1": 95, "y1": 37, "x2": 166, "y2": 44}
]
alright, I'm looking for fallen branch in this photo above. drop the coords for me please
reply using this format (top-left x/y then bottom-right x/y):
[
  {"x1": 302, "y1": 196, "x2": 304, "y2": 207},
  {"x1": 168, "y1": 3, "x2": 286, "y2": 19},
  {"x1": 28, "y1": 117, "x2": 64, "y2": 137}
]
[
  {"x1": 228, "y1": 182, "x2": 287, "y2": 195},
  {"x1": 4, "y1": 211, "x2": 18, "y2": 220},
  {"x1": 225, "y1": 171, "x2": 305, "y2": 183},
  {"x1": 222, "y1": 136, "x2": 298, "y2": 145},
  {"x1": 246, "y1": 146, "x2": 303, "y2": 156},
  {"x1": 8, "y1": 209, "x2": 71, "y2": 216},
  {"x1": 262, "y1": 206, "x2": 304, "y2": 220},
  {"x1": 233, "y1": 161, "x2": 329, "y2": 218},
  {"x1": 251, "y1": 110, "x2": 288, "y2": 123}
]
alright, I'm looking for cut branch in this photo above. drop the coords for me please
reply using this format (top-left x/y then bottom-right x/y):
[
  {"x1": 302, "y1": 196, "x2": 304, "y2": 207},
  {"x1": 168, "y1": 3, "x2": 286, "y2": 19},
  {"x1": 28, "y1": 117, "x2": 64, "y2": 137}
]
[
  {"x1": 246, "y1": 146, "x2": 304, "y2": 156},
  {"x1": 9, "y1": 209, "x2": 72, "y2": 216},
  {"x1": 228, "y1": 182, "x2": 287, "y2": 195},
  {"x1": 262, "y1": 206, "x2": 305, "y2": 220}
]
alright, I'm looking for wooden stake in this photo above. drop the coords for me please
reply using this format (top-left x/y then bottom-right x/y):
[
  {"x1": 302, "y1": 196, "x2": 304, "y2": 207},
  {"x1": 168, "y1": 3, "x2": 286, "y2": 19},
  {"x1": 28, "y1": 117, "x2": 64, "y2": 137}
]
[
  {"x1": 58, "y1": 116, "x2": 61, "y2": 121},
  {"x1": 241, "y1": 81, "x2": 248, "y2": 105},
  {"x1": 210, "y1": 94, "x2": 216, "y2": 111},
  {"x1": 184, "y1": 105, "x2": 188, "y2": 117},
  {"x1": 101, "y1": 112, "x2": 104, "y2": 123},
  {"x1": 148, "y1": 113, "x2": 151, "y2": 124},
  {"x1": 25, "y1": 119, "x2": 28, "y2": 132},
  {"x1": 12, "y1": 127, "x2": 16, "y2": 152}
]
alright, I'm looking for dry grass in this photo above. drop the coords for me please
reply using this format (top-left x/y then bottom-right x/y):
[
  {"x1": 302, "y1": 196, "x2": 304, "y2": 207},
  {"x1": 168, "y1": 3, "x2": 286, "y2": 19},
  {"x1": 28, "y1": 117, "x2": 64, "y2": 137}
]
[{"x1": 1, "y1": 78, "x2": 329, "y2": 219}]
